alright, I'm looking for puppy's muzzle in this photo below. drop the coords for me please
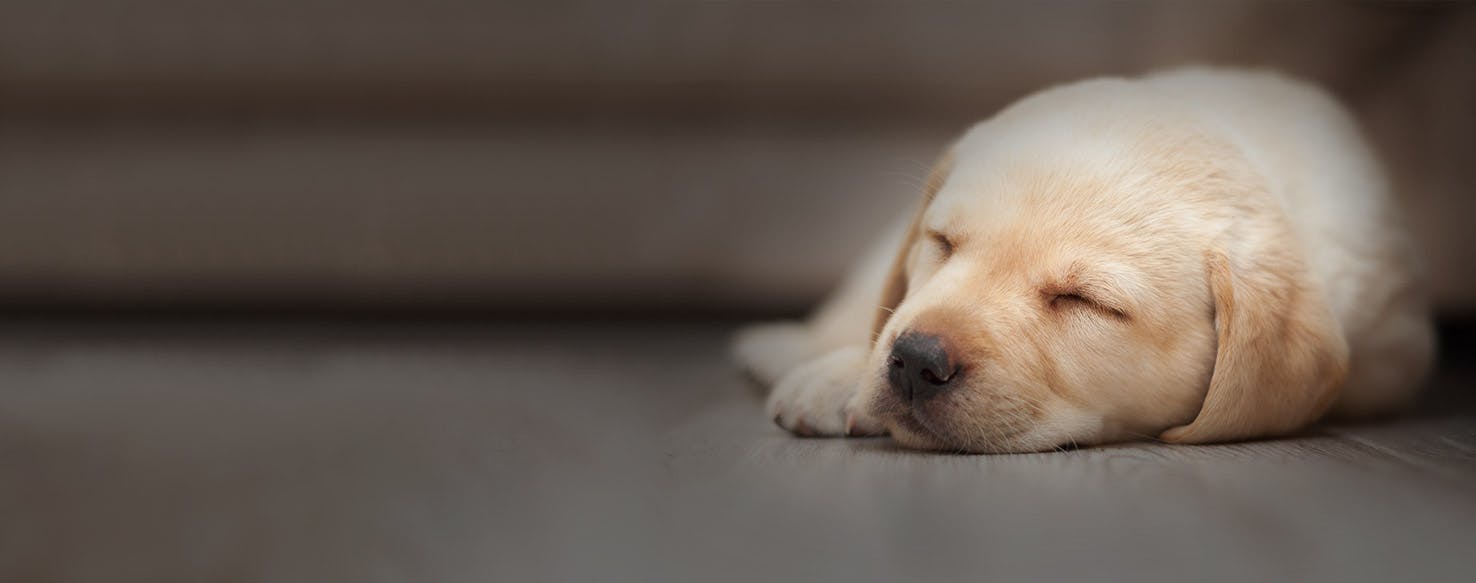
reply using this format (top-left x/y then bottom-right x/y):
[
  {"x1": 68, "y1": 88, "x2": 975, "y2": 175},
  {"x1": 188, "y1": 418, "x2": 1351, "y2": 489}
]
[{"x1": 887, "y1": 331, "x2": 960, "y2": 403}]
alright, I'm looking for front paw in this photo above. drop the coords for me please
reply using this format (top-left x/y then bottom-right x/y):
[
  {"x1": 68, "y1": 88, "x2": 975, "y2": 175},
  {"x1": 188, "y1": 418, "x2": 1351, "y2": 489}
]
[{"x1": 767, "y1": 347, "x2": 886, "y2": 437}]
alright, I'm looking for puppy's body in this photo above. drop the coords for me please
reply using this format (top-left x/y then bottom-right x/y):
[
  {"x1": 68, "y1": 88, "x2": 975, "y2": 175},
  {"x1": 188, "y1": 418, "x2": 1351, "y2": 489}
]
[{"x1": 735, "y1": 69, "x2": 1434, "y2": 452}]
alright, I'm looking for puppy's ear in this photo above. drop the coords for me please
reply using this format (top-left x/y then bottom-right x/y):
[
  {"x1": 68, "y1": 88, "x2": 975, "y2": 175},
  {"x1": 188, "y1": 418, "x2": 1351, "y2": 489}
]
[
  {"x1": 872, "y1": 149, "x2": 955, "y2": 341},
  {"x1": 1160, "y1": 247, "x2": 1348, "y2": 444}
]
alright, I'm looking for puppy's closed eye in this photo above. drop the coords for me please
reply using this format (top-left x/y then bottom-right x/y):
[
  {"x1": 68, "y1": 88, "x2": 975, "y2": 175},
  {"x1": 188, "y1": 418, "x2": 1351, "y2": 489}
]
[
  {"x1": 1047, "y1": 289, "x2": 1129, "y2": 321},
  {"x1": 928, "y1": 231, "x2": 955, "y2": 259}
]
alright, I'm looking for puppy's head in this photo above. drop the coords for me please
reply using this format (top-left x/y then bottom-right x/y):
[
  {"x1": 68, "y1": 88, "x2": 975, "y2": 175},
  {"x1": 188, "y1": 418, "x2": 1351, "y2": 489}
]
[{"x1": 866, "y1": 84, "x2": 1347, "y2": 453}]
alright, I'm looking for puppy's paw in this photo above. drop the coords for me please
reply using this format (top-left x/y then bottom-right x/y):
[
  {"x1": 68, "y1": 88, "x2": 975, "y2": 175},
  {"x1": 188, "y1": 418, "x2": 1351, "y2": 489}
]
[
  {"x1": 767, "y1": 346, "x2": 886, "y2": 437},
  {"x1": 731, "y1": 321, "x2": 816, "y2": 386}
]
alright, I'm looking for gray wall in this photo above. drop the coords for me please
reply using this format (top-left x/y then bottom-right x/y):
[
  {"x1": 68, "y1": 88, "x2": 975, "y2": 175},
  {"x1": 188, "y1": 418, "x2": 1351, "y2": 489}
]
[{"x1": 2, "y1": 1, "x2": 1472, "y2": 313}]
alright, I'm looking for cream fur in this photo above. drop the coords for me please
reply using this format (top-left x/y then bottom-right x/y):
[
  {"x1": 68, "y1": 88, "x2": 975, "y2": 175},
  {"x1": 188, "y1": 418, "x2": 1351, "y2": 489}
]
[{"x1": 733, "y1": 67, "x2": 1435, "y2": 453}]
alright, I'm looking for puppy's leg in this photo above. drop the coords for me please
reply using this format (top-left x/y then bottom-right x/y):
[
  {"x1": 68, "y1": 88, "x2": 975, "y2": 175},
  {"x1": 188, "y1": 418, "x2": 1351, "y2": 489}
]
[
  {"x1": 731, "y1": 321, "x2": 824, "y2": 387},
  {"x1": 767, "y1": 346, "x2": 885, "y2": 436},
  {"x1": 1331, "y1": 299, "x2": 1435, "y2": 418},
  {"x1": 733, "y1": 216, "x2": 908, "y2": 436},
  {"x1": 730, "y1": 216, "x2": 908, "y2": 386}
]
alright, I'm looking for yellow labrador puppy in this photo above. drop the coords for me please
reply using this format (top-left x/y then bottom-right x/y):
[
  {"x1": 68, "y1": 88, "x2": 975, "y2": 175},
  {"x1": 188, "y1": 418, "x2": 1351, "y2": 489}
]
[{"x1": 734, "y1": 68, "x2": 1435, "y2": 453}]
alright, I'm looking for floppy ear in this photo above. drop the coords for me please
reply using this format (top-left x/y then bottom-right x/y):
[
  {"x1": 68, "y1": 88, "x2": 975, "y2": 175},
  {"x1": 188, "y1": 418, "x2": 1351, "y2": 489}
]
[
  {"x1": 1160, "y1": 247, "x2": 1349, "y2": 444},
  {"x1": 872, "y1": 149, "x2": 955, "y2": 340}
]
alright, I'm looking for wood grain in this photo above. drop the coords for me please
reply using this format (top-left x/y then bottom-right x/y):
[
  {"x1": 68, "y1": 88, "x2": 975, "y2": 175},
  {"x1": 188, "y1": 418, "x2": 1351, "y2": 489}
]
[{"x1": 0, "y1": 321, "x2": 1471, "y2": 582}]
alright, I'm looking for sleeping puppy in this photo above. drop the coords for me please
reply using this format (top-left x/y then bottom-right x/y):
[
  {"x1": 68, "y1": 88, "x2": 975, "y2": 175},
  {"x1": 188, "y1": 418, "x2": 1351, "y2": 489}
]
[{"x1": 733, "y1": 68, "x2": 1435, "y2": 453}]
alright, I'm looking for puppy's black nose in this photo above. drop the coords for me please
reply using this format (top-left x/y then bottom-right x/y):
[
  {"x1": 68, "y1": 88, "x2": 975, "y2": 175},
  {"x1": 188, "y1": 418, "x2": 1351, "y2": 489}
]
[{"x1": 887, "y1": 332, "x2": 958, "y2": 403}]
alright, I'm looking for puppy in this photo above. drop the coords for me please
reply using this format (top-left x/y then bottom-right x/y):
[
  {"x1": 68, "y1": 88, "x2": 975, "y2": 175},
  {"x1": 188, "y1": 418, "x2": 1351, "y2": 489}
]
[{"x1": 733, "y1": 68, "x2": 1435, "y2": 453}]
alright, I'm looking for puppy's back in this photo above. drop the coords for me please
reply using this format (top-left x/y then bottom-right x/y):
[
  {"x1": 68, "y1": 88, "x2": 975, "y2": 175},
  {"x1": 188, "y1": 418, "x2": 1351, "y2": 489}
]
[{"x1": 1148, "y1": 68, "x2": 1434, "y2": 416}]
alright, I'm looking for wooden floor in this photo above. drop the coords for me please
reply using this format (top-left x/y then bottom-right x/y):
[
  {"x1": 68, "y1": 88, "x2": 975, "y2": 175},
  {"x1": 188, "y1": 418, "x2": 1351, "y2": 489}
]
[{"x1": 1, "y1": 320, "x2": 1473, "y2": 582}]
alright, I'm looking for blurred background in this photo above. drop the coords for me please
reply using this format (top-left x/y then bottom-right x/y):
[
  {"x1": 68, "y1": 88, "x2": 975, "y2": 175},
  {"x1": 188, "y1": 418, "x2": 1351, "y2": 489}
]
[{"x1": 2, "y1": 1, "x2": 1473, "y2": 318}]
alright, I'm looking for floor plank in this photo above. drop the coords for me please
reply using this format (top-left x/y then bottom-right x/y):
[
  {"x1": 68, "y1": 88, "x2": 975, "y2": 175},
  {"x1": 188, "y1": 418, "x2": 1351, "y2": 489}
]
[{"x1": 0, "y1": 321, "x2": 1472, "y2": 582}]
